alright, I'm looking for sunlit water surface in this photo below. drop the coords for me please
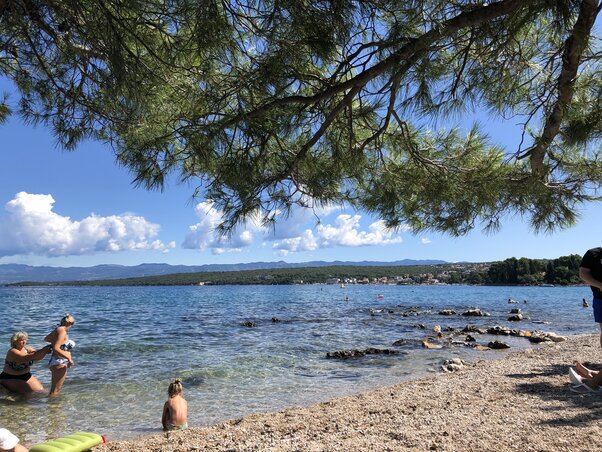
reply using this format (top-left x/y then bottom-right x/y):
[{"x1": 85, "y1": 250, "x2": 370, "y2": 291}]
[{"x1": 0, "y1": 284, "x2": 595, "y2": 443}]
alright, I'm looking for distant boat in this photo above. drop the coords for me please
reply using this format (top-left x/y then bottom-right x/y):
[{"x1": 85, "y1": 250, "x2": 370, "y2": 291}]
[{"x1": 539, "y1": 284, "x2": 555, "y2": 287}]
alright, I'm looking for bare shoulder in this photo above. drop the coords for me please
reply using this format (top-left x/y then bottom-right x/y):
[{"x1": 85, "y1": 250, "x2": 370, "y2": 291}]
[
  {"x1": 9, "y1": 347, "x2": 26, "y2": 357},
  {"x1": 54, "y1": 327, "x2": 67, "y2": 340}
]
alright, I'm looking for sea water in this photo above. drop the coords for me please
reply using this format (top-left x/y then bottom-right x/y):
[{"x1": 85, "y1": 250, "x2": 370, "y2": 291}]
[{"x1": 0, "y1": 284, "x2": 596, "y2": 444}]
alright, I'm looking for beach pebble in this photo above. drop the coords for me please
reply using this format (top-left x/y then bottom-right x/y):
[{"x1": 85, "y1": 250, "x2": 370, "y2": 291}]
[
  {"x1": 441, "y1": 363, "x2": 463, "y2": 372},
  {"x1": 529, "y1": 331, "x2": 566, "y2": 344},
  {"x1": 547, "y1": 334, "x2": 567, "y2": 343}
]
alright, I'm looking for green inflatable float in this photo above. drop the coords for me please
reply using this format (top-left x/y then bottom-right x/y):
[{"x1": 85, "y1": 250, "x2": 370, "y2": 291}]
[{"x1": 30, "y1": 432, "x2": 104, "y2": 452}]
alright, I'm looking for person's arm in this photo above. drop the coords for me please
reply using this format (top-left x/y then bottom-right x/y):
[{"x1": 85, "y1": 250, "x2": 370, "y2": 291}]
[
  {"x1": 25, "y1": 344, "x2": 52, "y2": 360},
  {"x1": 580, "y1": 267, "x2": 602, "y2": 290},
  {"x1": 7, "y1": 346, "x2": 49, "y2": 363},
  {"x1": 29, "y1": 345, "x2": 52, "y2": 361},
  {"x1": 162, "y1": 402, "x2": 170, "y2": 430}
]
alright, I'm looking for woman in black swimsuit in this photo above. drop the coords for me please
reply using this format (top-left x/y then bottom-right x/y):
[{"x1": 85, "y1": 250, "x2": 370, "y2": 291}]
[{"x1": 0, "y1": 331, "x2": 51, "y2": 394}]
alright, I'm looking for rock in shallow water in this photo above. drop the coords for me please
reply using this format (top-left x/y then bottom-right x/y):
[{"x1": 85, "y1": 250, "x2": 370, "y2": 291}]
[
  {"x1": 326, "y1": 348, "x2": 400, "y2": 359},
  {"x1": 438, "y1": 309, "x2": 457, "y2": 316},
  {"x1": 488, "y1": 340, "x2": 510, "y2": 349},
  {"x1": 462, "y1": 308, "x2": 489, "y2": 317}
]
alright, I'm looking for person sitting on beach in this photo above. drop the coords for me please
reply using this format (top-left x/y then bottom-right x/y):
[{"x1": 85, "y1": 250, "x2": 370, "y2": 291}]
[
  {"x1": 162, "y1": 378, "x2": 188, "y2": 431},
  {"x1": 0, "y1": 428, "x2": 28, "y2": 452},
  {"x1": 580, "y1": 247, "x2": 602, "y2": 350},
  {"x1": 0, "y1": 332, "x2": 51, "y2": 395},
  {"x1": 571, "y1": 361, "x2": 602, "y2": 390},
  {"x1": 44, "y1": 314, "x2": 76, "y2": 397}
]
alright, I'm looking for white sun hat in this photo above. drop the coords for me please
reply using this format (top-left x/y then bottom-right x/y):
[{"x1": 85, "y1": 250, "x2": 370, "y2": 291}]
[{"x1": 0, "y1": 428, "x2": 19, "y2": 450}]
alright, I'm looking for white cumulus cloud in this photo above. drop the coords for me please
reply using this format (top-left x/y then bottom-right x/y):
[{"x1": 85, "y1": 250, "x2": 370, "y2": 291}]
[
  {"x1": 265, "y1": 203, "x2": 344, "y2": 240},
  {"x1": 0, "y1": 192, "x2": 175, "y2": 257},
  {"x1": 184, "y1": 203, "x2": 406, "y2": 257},
  {"x1": 316, "y1": 215, "x2": 402, "y2": 247},
  {"x1": 272, "y1": 214, "x2": 403, "y2": 255},
  {"x1": 182, "y1": 201, "x2": 264, "y2": 254},
  {"x1": 272, "y1": 230, "x2": 318, "y2": 256}
]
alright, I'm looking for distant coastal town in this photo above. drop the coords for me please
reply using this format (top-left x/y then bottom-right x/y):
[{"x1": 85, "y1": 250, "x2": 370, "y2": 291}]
[
  {"x1": 315, "y1": 263, "x2": 491, "y2": 286},
  {"x1": 236, "y1": 255, "x2": 579, "y2": 287}
]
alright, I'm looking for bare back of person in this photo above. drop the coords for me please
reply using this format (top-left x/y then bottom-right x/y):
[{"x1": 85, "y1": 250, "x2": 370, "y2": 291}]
[{"x1": 162, "y1": 395, "x2": 188, "y2": 430}]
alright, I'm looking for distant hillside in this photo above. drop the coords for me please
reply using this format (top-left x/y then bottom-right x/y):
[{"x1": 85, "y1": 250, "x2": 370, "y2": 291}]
[{"x1": 0, "y1": 259, "x2": 447, "y2": 284}]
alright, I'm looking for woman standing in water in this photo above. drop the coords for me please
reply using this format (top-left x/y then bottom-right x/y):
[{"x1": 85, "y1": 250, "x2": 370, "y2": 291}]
[
  {"x1": 44, "y1": 314, "x2": 76, "y2": 397},
  {"x1": 0, "y1": 331, "x2": 51, "y2": 394}
]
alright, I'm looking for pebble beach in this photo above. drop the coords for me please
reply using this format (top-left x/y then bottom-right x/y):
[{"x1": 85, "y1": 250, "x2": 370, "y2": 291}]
[{"x1": 94, "y1": 333, "x2": 602, "y2": 452}]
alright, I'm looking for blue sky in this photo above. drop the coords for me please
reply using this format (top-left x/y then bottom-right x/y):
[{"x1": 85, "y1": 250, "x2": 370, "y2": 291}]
[{"x1": 1, "y1": 76, "x2": 600, "y2": 268}]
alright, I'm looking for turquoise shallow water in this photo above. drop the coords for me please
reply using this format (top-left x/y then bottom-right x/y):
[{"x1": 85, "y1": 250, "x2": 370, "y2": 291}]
[{"x1": 0, "y1": 284, "x2": 596, "y2": 444}]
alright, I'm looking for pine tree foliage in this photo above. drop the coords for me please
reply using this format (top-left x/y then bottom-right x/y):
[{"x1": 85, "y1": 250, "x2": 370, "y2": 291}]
[{"x1": 1, "y1": 0, "x2": 602, "y2": 234}]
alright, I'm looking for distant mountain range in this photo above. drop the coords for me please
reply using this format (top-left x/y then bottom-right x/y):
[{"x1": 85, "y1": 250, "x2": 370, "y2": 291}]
[{"x1": 0, "y1": 259, "x2": 448, "y2": 284}]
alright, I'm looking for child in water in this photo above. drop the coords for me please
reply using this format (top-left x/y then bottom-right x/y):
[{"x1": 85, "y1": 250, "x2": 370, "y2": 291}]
[{"x1": 162, "y1": 378, "x2": 188, "y2": 431}]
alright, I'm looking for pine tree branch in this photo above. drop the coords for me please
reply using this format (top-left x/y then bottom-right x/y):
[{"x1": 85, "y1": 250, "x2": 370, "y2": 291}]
[
  {"x1": 528, "y1": 0, "x2": 600, "y2": 176},
  {"x1": 230, "y1": 0, "x2": 531, "y2": 126},
  {"x1": 229, "y1": 0, "x2": 533, "y2": 200}
]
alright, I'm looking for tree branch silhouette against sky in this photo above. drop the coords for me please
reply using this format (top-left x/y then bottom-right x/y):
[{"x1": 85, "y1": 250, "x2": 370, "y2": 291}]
[{"x1": 1, "y1": 0, "x2": 602, "y2": 266}]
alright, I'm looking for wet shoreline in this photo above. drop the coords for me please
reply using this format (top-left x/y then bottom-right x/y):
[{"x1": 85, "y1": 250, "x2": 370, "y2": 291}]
[{"x1": 96, "y1": 334, "x2": 602, "y2": 451}]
